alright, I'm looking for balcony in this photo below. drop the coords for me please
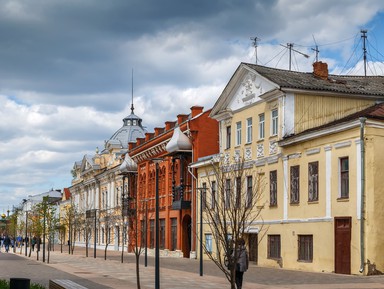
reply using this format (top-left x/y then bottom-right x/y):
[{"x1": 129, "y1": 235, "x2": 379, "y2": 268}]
[{"x1": 172, "y1": 185, "x2": 191, "y2": 210}]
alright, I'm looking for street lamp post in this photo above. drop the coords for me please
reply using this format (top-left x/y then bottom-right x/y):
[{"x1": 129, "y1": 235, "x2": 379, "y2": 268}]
[
  {"x1": 25, "y1": 211, "x2": 28, "y2": 256},
  {"x1": 144, "y1": 200, "x2": 148, "y2": 267},
  {"x1": 94, "y1": 210, "x2": 97, "y2": 259},
  {"x1": 199, "y1": 187, "x2": 204, "y2": 276},
  {"x1": 152, "y1": 158, "x2": 163, "y2": 289},
  {"x1": 155, "y1": 161, "x2": 160, "y2": 289}
]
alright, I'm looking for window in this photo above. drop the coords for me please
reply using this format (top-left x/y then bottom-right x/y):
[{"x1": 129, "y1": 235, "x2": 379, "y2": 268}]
[
  {"x1": 236, "y1": 121, "x2": 242, "y2": 146},
  {"x1": 268, "y1": 235, "x2": 281, "y2": 259},
  {"x1": 308, "y1": 162, "x2": 319, "y2": 202},
  {"x1": 160, "y1": 219, "x2": 165, "y2": 249},
  {"x1": 211, "y1": 181, "x2": 217, "y2": 209},
  {"x1": 225, "y1": 179, "x2": 231, "y2": 209},
  {"x1": 246, "y1": 176, "x2": 253, "y2": 208},
  {"x1": 246, "y1": 118, "x2": 253, "y2": 143},
  {"x1": 226, "y1": 126, "x2": 231, "y2": 149},
  {"x1": 202, "y1": 182, "x2": 207, "y2": 210},
  {"x1": 290, "y1": 165, "x2": 300, "y2": 204},
  {"x1": 340, "y1": 157, "x2": 349, "y2": 198},
  {"x1": 271, "y1": 109, "x2": 278, "y2": 136},
  {"x1": 171, "y1": 218, "x2": 177, "y2": 251},
  {"x1": 298, "y1": 235, "x2": 313, "y2": 262},
  {"x1": 205, "y1": 234, "x2": 212, "y2": 253},
  {"x1": 259, "y1": 113, "x2": 265, "y2": 139},
  {"x1": 270, "y1": 170, "x2": 277, "y2": 206},
  {"x1": 140, "y1": 220, "x2": 146, "y2": 247},
  {"x1": 235, "y1": 177, "x2": 241, "y2": 208}
]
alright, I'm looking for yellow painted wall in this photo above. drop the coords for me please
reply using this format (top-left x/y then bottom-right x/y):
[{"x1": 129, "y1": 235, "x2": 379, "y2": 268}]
[{"x1": 294, "y1": 94, "x2": 373, "y2": 134}]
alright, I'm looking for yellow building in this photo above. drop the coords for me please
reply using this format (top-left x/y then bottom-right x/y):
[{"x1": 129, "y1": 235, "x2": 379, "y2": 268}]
[{"x1": 195, "y1": 62, "x2": 384, "y2": 275}]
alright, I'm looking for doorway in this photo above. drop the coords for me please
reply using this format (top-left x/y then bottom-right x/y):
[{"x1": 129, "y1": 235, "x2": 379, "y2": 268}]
[
  {"x1": 334, "y1": 217, "x2": 351, "y2": 274},
  {"x1": 182, "y1": 215, "x2": 191, "y2": 258},
  {"x1": 248, "y1": 233, "x2": 258, "y2": 265}
]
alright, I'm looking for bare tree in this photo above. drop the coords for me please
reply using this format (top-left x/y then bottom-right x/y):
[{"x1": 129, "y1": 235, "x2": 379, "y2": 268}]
[
  {"x1": 199, "y1": 156, "x2": 267, "y2": 289},
  {"x1": 101, "y1": 211, "x2": 119, "y2": 260}
]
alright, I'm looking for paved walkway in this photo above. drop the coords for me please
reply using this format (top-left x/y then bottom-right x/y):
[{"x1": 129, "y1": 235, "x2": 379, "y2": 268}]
[{"x1": 2, "y1": 245, "x2": 384, "y2": 289}]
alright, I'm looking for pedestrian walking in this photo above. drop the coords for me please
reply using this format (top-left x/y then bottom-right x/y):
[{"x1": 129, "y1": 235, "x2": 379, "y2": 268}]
[
  {"x1": 32, "y1": 236, "x2": 36, "y2": 251},
  {"x1": 3, "y1": 235, "x2": 11, "y2": 253},
  {"x1": 235, "y1": 238, "x2": 249, "y2": 289}
]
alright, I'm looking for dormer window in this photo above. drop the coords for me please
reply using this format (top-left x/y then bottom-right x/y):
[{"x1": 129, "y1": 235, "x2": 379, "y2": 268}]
[
  {"x1": 127, "y1": 120, "x2": 131, "y2": 126},
  {"x1": 133, "y1": 120, "x2": 137, "y2": 125}
]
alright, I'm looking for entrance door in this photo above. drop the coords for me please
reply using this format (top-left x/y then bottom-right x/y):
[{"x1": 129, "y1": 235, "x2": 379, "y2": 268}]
[
  {"x1": 334, "y1": 217, "x2": 351, "y2": 274},
  {"x1": 248, "y1": 233, "x2": 258, "y2": 265},
  {"x1": 182, "y1": 215, "x2": 191, "y2": 258}
]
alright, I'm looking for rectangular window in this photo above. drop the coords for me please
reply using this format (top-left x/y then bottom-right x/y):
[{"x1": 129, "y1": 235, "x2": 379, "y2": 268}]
[
  {"x1": 259, "y1": 113, "x2": 265, "y2": 139},
  {"x1": 171, "y1": 218, "x2": 177, "y2": 251},
  {"x1": 160, "y1": 219, "x2": 165, "y2": 249},
  {"x1": 205, "y1": 233, "x2": 212, "y2": 253},
  {"x1": 308, "y1": 162, "x2": 319, "y2": 202},
  {"x1": 270, "y1": 170, "x2": 277, "y2": 206},
  {"x1": 226, "y1": 126, "x2": 231, "y2": 149},
  {"x1": 202, "y1": 182, "x2": 207, "y2": 210},
  {"x1": 246, "y1": 117, "x2": 253, "y2": 143},
  {"x1": 268, "y1": 235, "x2": 281, "y2": 259},
  {"x1": 211, "y1": 181, "x2": 217, "y2": 209},
  {"x1": 235, "y1": 177, "x2": 241, "y2": 208},
  {"x1": 225, "y1": 179, "x2": 231, "y2": 209},
  {"x1": 150, "y1": 219, "x2": 155, "y2": 249},
  {"x1": 236, "y1": 121, "x2": 242, "y2": 146},
  {"x1": 140, "y1": 220, "x2": 146, "y2": 248},
  {"x1": 298, "y1": 235, "x2": 313, "y2": 262},
  {"x1": 271, "y1": 109, "x2": 278, "y2": 136},
  {"x1": 290, "y1": 165, "x2": 300, "y2": 204},
  {"x1": 340, "y1": 157, "x2": 349, "y2": 198},
  {"x1": 246, "y1": 176, "x2": 253, "y2": 208}
]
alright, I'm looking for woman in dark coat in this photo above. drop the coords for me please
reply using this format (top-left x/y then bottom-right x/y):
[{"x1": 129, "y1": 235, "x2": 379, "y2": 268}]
[
  {"x1": 3, "y1": 235, "x2": 11, "y2": 252},
  {"x1": 235, "y1": 238, "x2": 249, "y2": 289}
]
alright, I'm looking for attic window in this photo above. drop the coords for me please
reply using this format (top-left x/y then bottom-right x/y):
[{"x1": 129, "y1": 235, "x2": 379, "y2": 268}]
[
  {"x1": 127, "y1": 120, "x2": 131, "y2": 125},
  {"x1": 133, "y1": 120, "x2": 137, "y2": 125}
]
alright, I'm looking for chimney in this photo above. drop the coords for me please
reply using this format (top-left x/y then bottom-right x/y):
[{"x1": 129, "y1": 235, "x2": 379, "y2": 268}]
[
  {"x1": 190, "y1": 106, "x2": 204, "y2": 118},
  {"x1": 136, "y1": 137, "x2": 145, "y2": 146},
  {"x1": 313, "y1": 61, "x2": 328, "y2": 80},
  {"x1": 165, "y1": 121, "x2": 176, "y2": 131},
  {"x1": 145, "y1": 132, "x2": 154, "y2": 141},
  {"x1": 177, "y1": 114, "x2": 189, "y2": 125},
  {"x1": 154, "y1": 127, "x2": 165, "y2": 136}
]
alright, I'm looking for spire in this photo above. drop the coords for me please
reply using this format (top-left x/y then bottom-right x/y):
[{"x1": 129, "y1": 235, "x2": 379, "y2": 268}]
[{"x1": 131, "y1": 68, "x2": 134, "y2": 114}]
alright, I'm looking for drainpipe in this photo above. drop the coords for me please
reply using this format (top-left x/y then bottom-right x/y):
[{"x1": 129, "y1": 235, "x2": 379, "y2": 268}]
[{"x1": 359, "y1": 117, "x2": 366, "y2": 273}]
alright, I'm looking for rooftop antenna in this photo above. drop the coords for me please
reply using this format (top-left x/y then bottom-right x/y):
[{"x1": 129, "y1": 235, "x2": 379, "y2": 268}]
[
  {"x1": 250, "y1": 36, "x2": 260, "y2": 64},
  {"x1": 280, "y1": 43, "x2": 310, "y2": 71},
  {"x1": 131, "y1": 68, "x2": 134, "y2": 114},
  {"x1": 312, "y1": 35, "x2": 320, "y2": 62},
  {"x1": 361, "y1": 29, "x2": 367, "y2": 76}
]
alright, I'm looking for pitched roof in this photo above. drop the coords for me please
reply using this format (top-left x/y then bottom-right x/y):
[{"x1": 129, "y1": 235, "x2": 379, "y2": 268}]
[{"x1": 244, "y1": 63, "x2": 384, "y2": 97}]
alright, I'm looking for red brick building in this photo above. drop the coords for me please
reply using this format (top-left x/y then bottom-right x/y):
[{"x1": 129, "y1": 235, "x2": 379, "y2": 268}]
[{"x1": 128, "y1": 106, "x2": 218, "y2": 258}]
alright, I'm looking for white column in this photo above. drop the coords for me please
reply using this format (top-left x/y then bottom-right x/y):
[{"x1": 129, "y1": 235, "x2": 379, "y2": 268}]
[
  {"x1": 283, "y1": 156, "x2": 288, "y2": 220},
  {"x1": 356, "y1": 139, "x2": 362, "y2": 220},
  {"x1": 325, "y1": 145, "x2": 332, "y2": 218}
]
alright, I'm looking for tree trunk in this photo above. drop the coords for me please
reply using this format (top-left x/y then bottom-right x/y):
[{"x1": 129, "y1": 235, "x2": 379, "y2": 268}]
[{"x1": 136, "y1": 254, "x2": 141, "y2": 289}]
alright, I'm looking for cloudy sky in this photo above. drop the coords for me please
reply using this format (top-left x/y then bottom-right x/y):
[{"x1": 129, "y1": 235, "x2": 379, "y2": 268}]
[{"x1": 1, "y1": 0, "x2": 384, "y2": 214}]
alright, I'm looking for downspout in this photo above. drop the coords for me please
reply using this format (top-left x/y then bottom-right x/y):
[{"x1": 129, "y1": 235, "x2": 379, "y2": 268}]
[{"x1": 359, "y1": 117, "x2": 366, "y2": 273}]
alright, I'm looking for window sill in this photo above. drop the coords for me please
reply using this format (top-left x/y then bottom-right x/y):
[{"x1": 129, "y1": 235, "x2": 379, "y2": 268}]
[
  {"x1": 308, "y1": 200, "x2": 319, "y2": 204},
  {"x1": 269, "y1": 204, "x2": 278, "y2": 208},
  {"x1": 337, "y1": 197, "x2": 349, "y2": 202},
  {"x1": 290, "y1": 202, "x2": 300, "y2": 206},
  {"x1": 268, "y1": 257, "x2": 281, "y2": 261},
  {"x1": 297, "y1": 259, "x2": 313, "y2": 263}
]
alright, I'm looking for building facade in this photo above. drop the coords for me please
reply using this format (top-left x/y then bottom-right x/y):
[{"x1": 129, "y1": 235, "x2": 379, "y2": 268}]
[
  {"x1": 128, "y1": 106, "x2": 219, "y2": 258},
  {"x1": 196, "y1": 61, "x2": 384, "y2": 275}
]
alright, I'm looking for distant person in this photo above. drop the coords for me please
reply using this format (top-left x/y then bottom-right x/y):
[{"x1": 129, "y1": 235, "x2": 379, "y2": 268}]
[
  {"x1": 235, "y1": 238, "x2": 249, "y2": 289},
  {"x1": 3, "y1": 235, "x2": 11, "y2": 253},
  {"x1": 32, "y1": 236, "x2": 37, "y2": 251}
]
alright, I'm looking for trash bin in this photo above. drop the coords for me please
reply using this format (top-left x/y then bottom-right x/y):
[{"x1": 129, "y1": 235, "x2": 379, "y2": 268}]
[{"x1": 10, "y1": 278, "x2": 30, "y2": 289}]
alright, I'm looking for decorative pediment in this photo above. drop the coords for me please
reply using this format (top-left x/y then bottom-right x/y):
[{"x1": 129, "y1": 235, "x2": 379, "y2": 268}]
[
  {"x1": 228, "y1": 71, "x2": 276, "y2": 111},
  {"x1": 210, "y1": 63, "x2": 279, "y2": 119}
]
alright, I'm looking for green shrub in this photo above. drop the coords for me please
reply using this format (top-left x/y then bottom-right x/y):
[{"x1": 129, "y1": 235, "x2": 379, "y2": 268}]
[{"x1": 0, "y1": 279, "x2": 9, "y2": 289}]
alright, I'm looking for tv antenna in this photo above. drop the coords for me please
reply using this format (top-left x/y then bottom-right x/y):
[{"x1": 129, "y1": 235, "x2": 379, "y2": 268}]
[
  {"x1": 250, "y1": 36, "x2": 260, "y2": 64},
  {"x1": 361, "y1": 29, "x2": 367, "y2": 76},
  {"x1": 312, "y1": 35, "x2": 320, "y2": 62},
  {"x1": 280, "y1": 43, "x2": 310, "y2": 71}
]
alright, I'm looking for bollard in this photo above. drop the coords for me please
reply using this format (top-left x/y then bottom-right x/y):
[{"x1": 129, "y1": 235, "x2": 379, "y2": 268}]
[{"x1": 10, "y1": 278, "x2": 30, "y2": 289}]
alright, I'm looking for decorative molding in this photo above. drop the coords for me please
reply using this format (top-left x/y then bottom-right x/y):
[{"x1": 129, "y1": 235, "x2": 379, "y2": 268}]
[
  {"x1": 334, "y1": 140, "x2": 352, "y2": 149},
  {"x1": 255, "y1": 158, "x2": 266, "y2": 167},
  {"x1": 269, "y1": 141, "x2": 277, "y2": 155},
  {"x1": 306, "y1": 148, "x2": 320, "y2": 156},
  {"x1": 257, "y1": 143, "x2": 264, "y2": 158}
]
